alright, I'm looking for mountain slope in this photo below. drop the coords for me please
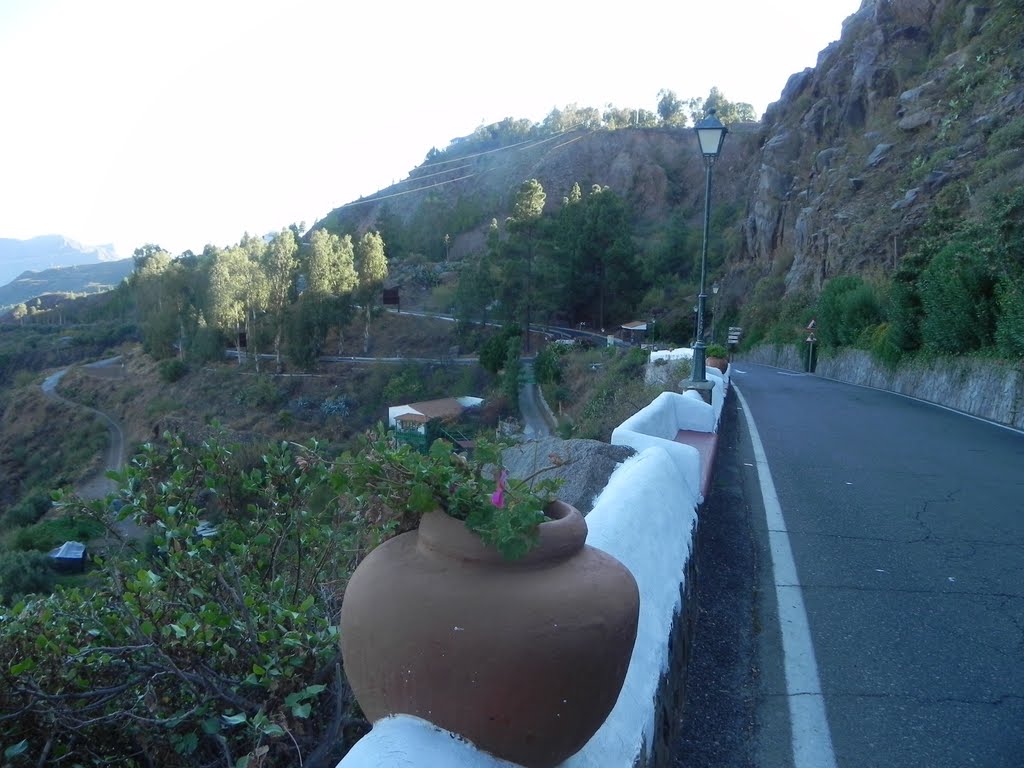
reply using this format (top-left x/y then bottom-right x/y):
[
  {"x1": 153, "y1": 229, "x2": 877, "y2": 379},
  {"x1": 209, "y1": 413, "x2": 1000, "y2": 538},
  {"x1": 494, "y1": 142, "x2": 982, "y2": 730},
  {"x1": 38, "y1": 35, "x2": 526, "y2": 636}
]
[
  {"x1": 0, "y1": 235, "x2": 121, "y2": 287},
  {"x1": 0, "y1": 259, "x2": 134, "y2": 311}
]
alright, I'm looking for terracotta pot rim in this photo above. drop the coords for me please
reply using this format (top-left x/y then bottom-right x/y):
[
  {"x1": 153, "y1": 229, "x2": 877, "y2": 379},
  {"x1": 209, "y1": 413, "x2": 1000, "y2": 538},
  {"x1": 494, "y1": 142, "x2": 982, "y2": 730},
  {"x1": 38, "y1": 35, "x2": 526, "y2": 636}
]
[{"x1": 417, "y1": 499, "x2": 587, "y2": 565}]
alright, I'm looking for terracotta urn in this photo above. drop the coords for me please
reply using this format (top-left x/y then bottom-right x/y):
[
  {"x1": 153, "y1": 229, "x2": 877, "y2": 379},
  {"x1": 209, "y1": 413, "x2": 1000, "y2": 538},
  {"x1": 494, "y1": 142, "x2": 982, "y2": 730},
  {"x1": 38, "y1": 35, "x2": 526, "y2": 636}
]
[
  {"x1": 706, "y1": 355, "x2": 729, "y2": 374},
  {"x1": 339, "y1": 501, "x2": 640, "y2": 768}
]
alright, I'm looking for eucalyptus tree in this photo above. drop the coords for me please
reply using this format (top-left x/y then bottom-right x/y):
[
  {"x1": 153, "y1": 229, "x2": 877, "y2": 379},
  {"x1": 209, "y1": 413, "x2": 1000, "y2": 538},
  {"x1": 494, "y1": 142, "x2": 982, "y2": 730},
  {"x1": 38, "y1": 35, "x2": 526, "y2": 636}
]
[
  {"x1": 263, "y1": 229, "x2": 299, "y2": 367},
  {"x1": 687, "y1": 87, "x2": 757, "y2": 124},
  {"x1": 354, "y1": 231, "x2": 388, "y2": 354},
  {"x1": 209, "y1": 245, "x2": 269, "y2": 370},
  {"x1": 657, "y1": 89, "x2": 687, "y2": 127},
  {"x1": 130, "y1": 245, "x2": 178, "y2": 357},
  {"x1": 304, "y1": 228, "x2": 358, "y2": 357}
]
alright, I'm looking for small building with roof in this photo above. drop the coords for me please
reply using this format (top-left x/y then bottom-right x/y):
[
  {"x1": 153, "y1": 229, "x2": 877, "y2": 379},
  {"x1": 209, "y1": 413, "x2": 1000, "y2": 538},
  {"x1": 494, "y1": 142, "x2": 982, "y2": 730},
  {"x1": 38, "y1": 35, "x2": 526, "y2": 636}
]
[
  {"x1": 388, "y1": 396, "x2": 484, "y2": 452},
  {"x1": 47, "y1": 540, "x2": 89, "y2": 573},
  {"x1": 620, "y1": 320, "x2": 650, "y2": 346}
]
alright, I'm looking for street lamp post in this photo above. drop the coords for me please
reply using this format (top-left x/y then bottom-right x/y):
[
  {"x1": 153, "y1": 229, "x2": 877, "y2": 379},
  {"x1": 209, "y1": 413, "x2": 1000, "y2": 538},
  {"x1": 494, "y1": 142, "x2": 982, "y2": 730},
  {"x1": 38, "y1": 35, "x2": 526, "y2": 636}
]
[
  {"x1": 711, "y1": 281, "x2": 721, "y2": 344},
  {"x1": 687, "y1": 110, "x2": 728, "y2": 402}
]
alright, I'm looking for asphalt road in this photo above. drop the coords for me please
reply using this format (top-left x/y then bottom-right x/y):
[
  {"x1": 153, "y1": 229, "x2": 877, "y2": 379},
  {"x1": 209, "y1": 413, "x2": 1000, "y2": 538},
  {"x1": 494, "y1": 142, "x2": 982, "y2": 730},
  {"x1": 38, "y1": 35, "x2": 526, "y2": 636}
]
[{"x1": 676, "y1": 363, "x2": 1024, "y2": 767}]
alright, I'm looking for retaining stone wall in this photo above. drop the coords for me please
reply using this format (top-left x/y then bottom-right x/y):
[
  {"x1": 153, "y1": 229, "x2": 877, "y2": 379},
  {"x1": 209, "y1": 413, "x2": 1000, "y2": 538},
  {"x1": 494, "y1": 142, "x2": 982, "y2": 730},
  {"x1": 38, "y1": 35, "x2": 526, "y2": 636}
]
[{"x1": 742, "y1": 345, "x2": 1024, "y2": 430}]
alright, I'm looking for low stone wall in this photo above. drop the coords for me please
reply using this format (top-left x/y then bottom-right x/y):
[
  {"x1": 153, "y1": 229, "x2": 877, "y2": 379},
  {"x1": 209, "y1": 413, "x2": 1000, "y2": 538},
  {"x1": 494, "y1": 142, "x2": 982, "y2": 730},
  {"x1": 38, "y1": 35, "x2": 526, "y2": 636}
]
[{"x1": 742, "y1": 345, "x2": 1024, "y2": 430}]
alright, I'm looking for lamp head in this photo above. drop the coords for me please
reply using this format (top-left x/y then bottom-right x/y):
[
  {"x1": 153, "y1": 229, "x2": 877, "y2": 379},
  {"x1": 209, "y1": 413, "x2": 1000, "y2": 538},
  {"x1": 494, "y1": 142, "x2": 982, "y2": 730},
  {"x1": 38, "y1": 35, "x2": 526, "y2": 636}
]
[{"x1": 695, "y1": 109, "x2": 728, "y2": 158}]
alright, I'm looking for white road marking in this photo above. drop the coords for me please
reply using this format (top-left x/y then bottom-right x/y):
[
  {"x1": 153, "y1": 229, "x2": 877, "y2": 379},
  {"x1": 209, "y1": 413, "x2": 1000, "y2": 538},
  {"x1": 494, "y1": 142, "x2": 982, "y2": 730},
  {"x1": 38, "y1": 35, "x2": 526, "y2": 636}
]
[{"x1": 735, "y1": 385, "x2": 838, "y2": 768}]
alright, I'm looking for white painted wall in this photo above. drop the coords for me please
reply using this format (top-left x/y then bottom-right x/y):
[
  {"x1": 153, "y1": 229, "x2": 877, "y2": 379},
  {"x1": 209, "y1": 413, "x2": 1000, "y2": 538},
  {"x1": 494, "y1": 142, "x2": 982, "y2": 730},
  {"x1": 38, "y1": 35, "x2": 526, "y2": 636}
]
[{"x1": 337, "y1": 377, "x2": 729, "y2": 768}]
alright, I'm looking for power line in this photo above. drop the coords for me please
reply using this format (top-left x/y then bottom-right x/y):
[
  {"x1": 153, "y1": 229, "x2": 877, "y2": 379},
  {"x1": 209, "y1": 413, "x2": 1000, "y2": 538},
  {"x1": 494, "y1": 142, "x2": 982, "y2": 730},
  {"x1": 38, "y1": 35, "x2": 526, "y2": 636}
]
[{"x1": 329, "y1": 126, "x2": 596, "y2": 213}]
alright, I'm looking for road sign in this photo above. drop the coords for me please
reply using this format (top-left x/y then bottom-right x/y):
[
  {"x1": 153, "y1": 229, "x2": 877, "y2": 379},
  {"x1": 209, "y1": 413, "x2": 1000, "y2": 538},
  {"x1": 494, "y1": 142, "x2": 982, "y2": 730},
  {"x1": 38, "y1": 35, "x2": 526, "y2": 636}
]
[{"x1": 727, "y1": 326, "x2": 742, "y2": 344}]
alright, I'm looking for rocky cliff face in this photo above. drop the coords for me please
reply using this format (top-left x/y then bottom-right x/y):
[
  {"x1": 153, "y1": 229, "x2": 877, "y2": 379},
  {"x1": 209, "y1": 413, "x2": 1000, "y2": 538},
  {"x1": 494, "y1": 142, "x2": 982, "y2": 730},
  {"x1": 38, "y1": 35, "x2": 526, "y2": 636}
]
[
  {"x1": 319, "y1": 0, "x2": 1022, "y2": 305},
  {"x1": 741, "y1": 0, "x2": 1024, "y2": 293}
]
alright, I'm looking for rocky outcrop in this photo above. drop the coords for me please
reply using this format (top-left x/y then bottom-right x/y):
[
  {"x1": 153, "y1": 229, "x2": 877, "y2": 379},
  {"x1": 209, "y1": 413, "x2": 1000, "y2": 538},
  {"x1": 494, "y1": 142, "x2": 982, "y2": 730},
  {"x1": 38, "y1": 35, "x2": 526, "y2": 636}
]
[
  {"x1": 501, "y1": 437, "x2": 636, "y2": 514},
  {"x1": 739, "y1": 0, "x2": 1024, "y2": 293}
]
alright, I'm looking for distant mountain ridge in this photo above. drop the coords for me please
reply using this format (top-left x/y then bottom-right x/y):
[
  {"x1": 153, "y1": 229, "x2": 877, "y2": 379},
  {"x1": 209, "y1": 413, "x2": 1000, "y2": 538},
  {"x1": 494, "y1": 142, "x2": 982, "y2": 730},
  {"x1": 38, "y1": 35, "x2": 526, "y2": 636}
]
[
  {"x1": 0, "y1": 259, "x2": 133, "y2": 312},
  {"x1": 0, "y1": 235, "x2": 121, "y2": 287}
]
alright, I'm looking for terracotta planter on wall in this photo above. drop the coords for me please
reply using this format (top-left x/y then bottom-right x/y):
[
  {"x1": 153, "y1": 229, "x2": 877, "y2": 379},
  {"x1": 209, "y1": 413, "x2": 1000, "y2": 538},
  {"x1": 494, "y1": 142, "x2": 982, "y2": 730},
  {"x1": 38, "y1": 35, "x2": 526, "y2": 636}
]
[
  {"x1": 706, "y1": 356, "x2": 729, "y2": 374},
  {"x1": 340, "y1": 501, "x2": 640, "y2": 768}
]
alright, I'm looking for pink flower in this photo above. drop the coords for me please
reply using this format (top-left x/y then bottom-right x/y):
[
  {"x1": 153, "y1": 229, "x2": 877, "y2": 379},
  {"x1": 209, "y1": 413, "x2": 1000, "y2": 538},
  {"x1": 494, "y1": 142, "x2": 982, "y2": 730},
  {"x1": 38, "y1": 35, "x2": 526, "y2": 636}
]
[{"x1": 490, "y1": 469, "x2": 509, "y2": 508}]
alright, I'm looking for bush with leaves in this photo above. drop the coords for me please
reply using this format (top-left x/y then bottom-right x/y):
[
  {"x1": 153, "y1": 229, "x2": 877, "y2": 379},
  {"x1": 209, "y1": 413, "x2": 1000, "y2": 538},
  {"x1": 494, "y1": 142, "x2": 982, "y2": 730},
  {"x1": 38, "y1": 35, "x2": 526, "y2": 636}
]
[
  {"x1": 158, "y1": 358, "x2": 189, "y2": 383},
  {"x1": 478, "y1": 326, "x2": 521, "y2": 375},
  {"x1": 533, "y1": 342, "x2": 569, "y2": 386},
  {"x1": 918, "y1": 238, "x2": 999, "y2": 353},
  {"x1": 816, "y1": 276, "x2": 884, "y2": 348},
  {"x1": 11, "y1": 515, "x2": 104, "y2": 553},
  {"x1": 995, "y1": 275, "x2": 1024, "y2": 357},
  {"x1": 0, "y1": 435, "x2": 368, "y2": 767},
  {"x1": 0, "y1": 550, "x2": 55, "y2": 606},
  {"x1": 0, "y1": 488, "x2": 53, "y2": 531}
]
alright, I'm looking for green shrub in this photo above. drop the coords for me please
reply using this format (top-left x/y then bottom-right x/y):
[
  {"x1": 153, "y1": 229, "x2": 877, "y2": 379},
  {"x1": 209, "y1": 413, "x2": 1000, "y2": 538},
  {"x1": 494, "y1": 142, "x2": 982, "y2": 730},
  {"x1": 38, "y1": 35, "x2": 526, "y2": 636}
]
[
  {"x1": 918, "y1": 242, "x2": 998, "y2": 353},
  {"x1": 145, "y1": 396, "x2": 181, "y2": 418},
  {"x1": 887, "y1": 279, "x2": 923, "y2": 351},
  {"x1": 987, "y1": 116, "x2": 1024, "y2": 153},
  {"x1": 0, "y1": 489, "x2": 53, "y2": 531},
  {"x1": 11, "y1": 516, "x2": 105, "y2": 552},
  {"x1": 0, "y1": 436, "x2": 364, "y2": 764},
  {"x1": 158, "y1": 357, "x2": 188, "y2": 383},
  {"x1": 0, "y1": 550, "x2": 55, "y2": 605},
  {"x1": 995, "y1": 275, "x2": 1024, "y2": 357},
  {"x1": 381, "y1": 366, "x2": 426, "y2": 405},
  {"x1": 187, "y1": 325, "x2": 228, "y2": 365},
  {"x1": 479, "y1": 327, "x2": 521, "y2": 374},
  {"x1": 236, "y1": 376, "x2": 282, "y2": 409},
  {"x1": 867, "y1": 323, "x2": 903, "y2": 368},
  {"x1": 13, "y1": 369, "x2": 37, "y2": 387},
  {"x1": 706, "y1": 344, "x2": 728, "y2": 358},
  {"x1": 534, "y1": 343, "x2": 568, "y2": 386},
  {"x1": 817, "y1": 276, "x2": 884, "y2": 348}
]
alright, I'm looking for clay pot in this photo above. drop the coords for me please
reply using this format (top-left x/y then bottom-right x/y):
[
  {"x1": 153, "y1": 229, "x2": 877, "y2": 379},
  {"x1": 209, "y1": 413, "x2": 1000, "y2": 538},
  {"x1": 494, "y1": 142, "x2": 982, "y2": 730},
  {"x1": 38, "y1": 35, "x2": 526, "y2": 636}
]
[
  {"x1": 340, "y1": 501, "x2": 639, "y2": 768},
  {"x1": 706, "y1": 355, "x2": 729, "y2": 374}
]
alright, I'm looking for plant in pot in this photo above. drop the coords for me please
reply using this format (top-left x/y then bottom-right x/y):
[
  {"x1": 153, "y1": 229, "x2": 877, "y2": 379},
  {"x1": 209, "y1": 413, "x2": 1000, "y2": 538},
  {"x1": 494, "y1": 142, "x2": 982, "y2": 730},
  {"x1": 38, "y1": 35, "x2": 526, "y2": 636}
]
[
  {"x1": 705, "y1": 343, "x2": 729, "y2": 373},
  {"x1": 334, "y1": 428, "x2": 640, "y2": 768}
]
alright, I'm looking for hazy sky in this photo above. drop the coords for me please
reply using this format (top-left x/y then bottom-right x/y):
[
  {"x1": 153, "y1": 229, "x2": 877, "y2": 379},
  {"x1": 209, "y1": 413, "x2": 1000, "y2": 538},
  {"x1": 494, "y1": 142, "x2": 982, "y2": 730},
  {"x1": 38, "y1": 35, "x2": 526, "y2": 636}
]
[{"x1": 0, "y1": 0, "x2": 861, "y2": 257}]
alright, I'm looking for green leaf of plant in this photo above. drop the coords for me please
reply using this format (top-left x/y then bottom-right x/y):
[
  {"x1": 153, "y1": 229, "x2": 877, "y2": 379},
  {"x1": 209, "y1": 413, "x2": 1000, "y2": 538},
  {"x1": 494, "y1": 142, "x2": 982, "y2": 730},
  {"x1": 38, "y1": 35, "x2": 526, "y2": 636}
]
[
  {"x1": 4, "y1": 740, "x2": 29, "y2": 759},
  {"x1": 222, "y1": 712, "x2": 247, "y2": 726},
  {"x1": 291, "y1": 702, "x2": 311, "y2": 719},
  {"x1": 173, "y1": 732, "x2": 198, "y2": 755},
  {"x1": 408, "y1": 482, "x2": 434, "y2": 513},
  {"x1": 10, "y1": 658, "x2": 35, "y2": 675}
]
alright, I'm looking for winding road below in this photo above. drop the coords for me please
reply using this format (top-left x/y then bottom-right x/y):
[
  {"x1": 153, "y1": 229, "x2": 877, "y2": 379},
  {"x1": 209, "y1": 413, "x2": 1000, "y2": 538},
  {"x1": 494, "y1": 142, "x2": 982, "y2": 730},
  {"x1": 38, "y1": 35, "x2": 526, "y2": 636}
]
[{"x1": 41, "y1": 358, "x2": 126, "y2": 500}]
